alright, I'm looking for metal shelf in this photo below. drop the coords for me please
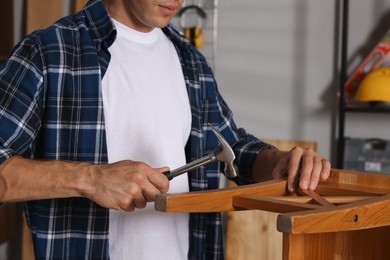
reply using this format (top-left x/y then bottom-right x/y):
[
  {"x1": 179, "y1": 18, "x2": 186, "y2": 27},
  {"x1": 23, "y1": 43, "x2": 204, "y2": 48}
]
[
  {"x1": 337, "y1": 0, "x2": 390, "y2": 168},
  {"x1": 336, "y1": 0, "x2": 349, "y2": 168},
  {"x1": 345, "y1": 104, "x2": 390, "y2": 113}
]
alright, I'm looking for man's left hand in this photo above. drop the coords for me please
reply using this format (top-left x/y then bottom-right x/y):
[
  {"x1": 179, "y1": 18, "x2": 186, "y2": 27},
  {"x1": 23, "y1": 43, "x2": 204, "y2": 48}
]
[{"x1": 271, "y1": 147, "x2": 331, "y2": 192}]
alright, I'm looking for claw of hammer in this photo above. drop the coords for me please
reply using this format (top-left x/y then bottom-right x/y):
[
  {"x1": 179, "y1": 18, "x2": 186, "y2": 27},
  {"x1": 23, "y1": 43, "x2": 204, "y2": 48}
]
[{"x1": 163, "y1": 128, "x2": 239, "y2": 180}]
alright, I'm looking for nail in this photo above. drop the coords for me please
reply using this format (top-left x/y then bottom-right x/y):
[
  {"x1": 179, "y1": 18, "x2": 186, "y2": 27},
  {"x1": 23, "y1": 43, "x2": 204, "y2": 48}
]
[
  {"x1": 309, "y1": 181, "x2": 317, "y2": 190},
  {"x1": 300, "y1": 180, "x2": 309, "y2": 189}
]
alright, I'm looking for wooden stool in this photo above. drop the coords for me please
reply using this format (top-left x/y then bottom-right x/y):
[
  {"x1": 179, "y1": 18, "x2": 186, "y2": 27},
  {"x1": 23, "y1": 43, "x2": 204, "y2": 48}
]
[{"x1": 155, "y1": 168, "x2": 390, "y2": 259}]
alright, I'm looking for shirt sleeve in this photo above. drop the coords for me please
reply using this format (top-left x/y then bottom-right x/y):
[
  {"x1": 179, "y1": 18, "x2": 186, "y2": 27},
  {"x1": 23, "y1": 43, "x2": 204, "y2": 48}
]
[
  {"x1": 0, "y1": 35, "x2": 44, "y2": 164},
  {"x1": 232, "y1": 128, "x2": 276, "y2": 184}
]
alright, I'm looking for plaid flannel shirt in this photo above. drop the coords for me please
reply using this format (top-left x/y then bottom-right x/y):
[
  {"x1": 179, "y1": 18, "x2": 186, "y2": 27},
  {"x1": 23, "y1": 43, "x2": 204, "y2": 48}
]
[{"x1": 0, "y1": 0, "x2": 273, "y2": 259}]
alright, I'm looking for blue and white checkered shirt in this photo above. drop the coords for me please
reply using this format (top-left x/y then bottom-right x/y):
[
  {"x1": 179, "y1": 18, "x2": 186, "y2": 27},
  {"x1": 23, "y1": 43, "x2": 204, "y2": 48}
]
[{"x1": 0, "y1": 0, "x2": 273, "y2": 259}]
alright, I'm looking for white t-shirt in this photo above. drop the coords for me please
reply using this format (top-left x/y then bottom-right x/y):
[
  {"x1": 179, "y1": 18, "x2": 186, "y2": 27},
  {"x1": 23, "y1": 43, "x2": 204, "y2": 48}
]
[{"x1": 102, "y1": 19, "x2": 191, "y2": 260}]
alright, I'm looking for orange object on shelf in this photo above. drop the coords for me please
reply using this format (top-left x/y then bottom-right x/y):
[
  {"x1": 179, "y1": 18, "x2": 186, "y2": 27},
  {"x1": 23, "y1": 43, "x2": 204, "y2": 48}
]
[
  {"x1": 355, "y1": 67, "x2": 390, "y2": 103},
  {"x1": 344, "y1": 30, "x2": 390, "y2": 99}
]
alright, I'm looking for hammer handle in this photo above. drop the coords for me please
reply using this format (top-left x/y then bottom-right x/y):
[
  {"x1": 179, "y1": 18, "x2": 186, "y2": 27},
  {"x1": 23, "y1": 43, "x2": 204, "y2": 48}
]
[{"x1": 163, "y1": 153, "x2": 217, "y2": 180}]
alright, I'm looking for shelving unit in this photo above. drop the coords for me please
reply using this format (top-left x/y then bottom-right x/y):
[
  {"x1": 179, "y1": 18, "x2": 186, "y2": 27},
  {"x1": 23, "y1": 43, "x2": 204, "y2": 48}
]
[
  {"x1": 337, "y1": 0, "x2": 390, "y2": 169},
  {"x1": 345, "y1": 104, "x2": 390, "y2": 113}
]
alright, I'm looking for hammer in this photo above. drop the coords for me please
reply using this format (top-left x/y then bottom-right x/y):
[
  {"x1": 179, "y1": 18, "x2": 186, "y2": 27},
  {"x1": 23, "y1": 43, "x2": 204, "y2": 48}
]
[{"x1": 163, "y1": 128, "x2": 239, "y2": 181}]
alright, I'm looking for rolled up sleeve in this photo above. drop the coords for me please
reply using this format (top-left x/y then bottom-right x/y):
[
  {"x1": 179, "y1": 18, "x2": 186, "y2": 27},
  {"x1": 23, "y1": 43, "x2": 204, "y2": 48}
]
[
  {"x1": 232, "y1": 128, "x2": 275, "y2": 184},
  {"x1": 0, "y1": 36, "x2": 43, "y2": 164}
]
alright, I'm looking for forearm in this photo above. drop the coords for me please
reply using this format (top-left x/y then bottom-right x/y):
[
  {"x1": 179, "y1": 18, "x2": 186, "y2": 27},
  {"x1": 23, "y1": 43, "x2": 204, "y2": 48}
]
[
  {"x1": 251, "y1": 149, "x2": 286, "y2": 182},
  {"x1": 0, "y1": 156, "x2": 170, "y2": 211},
  {"x1": 0, "y1": 156, "x2": 92, "y2": 203}
]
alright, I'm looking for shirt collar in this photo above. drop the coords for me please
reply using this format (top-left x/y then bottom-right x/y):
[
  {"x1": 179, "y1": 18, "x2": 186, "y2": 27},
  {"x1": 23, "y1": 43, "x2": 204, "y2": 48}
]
[
  {"x1": 83, "y1": 0, "x2": 117, "y2": 47},
  {"x1": 163, "y1": 25, "x2": 192, "y2": 52}
]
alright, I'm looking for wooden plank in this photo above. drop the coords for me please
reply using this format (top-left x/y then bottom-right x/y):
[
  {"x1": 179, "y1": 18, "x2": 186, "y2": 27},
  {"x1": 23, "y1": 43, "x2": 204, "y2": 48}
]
[
  {"x1": 155, "y1": 179, "x2": 287, "y2": 212},
  {"x1": 226, "y1": 210, "x2": 281, "y2": 260},
  {"x1": 283, "y1": 227, "x2": 390, "y2": 260},
  {"x1": 268, "y1": 195, "x2": 373, "y2": 205},
  {"x1": 282, "y1": 233, "x2": 305, "y2": 260},
  {"x1": 227, "y1": 195, "x2": 373, "y2": 260},
  {"x1": 327, "y1": 168, "x2": 390, "y2": 190},
  {"x1": 26, "y1": 0, "x2": 63, "y2": 34},
  {"x1": 297, "y1": 189, "x2": 335, "y2": 207},
  {"x1": 233, "y1": 195, "x2": 321, "y2": 212},
  {"x1": 277, "y1": 194, "x2": 390, "y2": 234},
  {"x1": 315, "y1": 181, "x2": 390, "y2": 196}
]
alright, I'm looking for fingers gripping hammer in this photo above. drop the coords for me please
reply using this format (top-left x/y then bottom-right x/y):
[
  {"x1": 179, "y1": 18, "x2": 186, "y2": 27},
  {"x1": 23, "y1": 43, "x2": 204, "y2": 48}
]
[{"x1": 163, "y1": 128, "x2": 239, "y2": 181}]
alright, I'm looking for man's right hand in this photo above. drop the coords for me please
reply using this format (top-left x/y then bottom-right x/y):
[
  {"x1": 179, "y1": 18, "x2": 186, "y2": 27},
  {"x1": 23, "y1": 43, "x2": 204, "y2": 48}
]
[
  {"x1": 84, "y1": 160, "x2": 170, "y2": 211},
  {"x1": 0, "y1": 156, "x2": 170, "y2": 212}
]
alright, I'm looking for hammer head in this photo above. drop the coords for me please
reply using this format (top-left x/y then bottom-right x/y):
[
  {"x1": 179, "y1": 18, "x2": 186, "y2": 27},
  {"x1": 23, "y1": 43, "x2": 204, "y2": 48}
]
[{"x1": 211, "y1": 128, "x2": 239, "y2": 179}]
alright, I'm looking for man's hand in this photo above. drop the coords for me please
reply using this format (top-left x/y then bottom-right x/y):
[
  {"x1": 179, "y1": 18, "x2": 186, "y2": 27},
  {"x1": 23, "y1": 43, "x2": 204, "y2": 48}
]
[
  {"x1": 271, "y1": 147, "x2": 331, "y2": 192},
  {"x1": 0, "y1": 156, "x2": 169, "y2": 212},
  {"x1": 84, "y1": 160, "x2": 170, "y2": 211},
  {"x1": 252, "y1": 147, "x2": 331, "y2": 192}
]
